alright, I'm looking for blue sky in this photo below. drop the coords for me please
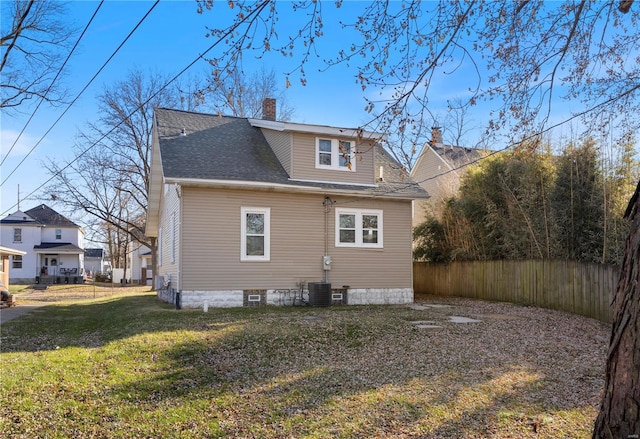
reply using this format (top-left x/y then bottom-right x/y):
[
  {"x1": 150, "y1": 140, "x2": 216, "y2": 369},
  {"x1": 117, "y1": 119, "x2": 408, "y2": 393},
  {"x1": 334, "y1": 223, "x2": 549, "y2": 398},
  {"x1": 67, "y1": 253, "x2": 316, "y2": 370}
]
[
  {"x1": 2, "y1": 0, "x2": 428, "y2": 216},
  {"x1": 0, "y1": 0, "x2": 580, "y2": 218}
]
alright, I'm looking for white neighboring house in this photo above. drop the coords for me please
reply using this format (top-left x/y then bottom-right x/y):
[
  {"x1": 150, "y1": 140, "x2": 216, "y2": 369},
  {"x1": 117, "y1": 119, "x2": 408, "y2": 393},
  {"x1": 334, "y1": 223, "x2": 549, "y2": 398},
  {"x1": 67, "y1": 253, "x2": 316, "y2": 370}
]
[
  {"x1": 84, "y1": 248, "x2": 109, "y2": 275},
  {"x1": 126, "y1": 242, "x2": 152, "y2": 285},
  {"x1": 1, "y1": 245, "x2": 27, "y2": 290},
  {"x1": 0, "y1": 204, "x2": 85, "y2": 284}
]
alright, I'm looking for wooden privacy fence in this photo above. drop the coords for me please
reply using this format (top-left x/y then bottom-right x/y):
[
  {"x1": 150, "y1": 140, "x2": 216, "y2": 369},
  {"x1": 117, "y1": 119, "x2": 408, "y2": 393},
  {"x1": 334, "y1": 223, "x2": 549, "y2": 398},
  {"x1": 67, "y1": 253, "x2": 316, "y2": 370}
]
[{"x1": 413, "y1": 260, "x2": 619, "y2": 323}]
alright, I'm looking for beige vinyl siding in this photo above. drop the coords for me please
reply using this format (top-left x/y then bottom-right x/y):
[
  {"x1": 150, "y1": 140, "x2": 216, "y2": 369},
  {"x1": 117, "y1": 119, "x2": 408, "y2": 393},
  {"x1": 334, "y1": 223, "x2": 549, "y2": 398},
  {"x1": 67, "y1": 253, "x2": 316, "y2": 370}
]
[
  {"x1": 261, "y1": 129, "x2": 292, "y2": 175},
  {"x1": 157, "y1": 183, "x2": 181, "y2": 287},
  {"x1": 180, "y1": 187, "x2": 412, "y2": 291},
  {"x1": 290, "y1": 133, "x2": 376, "y2": 185}
]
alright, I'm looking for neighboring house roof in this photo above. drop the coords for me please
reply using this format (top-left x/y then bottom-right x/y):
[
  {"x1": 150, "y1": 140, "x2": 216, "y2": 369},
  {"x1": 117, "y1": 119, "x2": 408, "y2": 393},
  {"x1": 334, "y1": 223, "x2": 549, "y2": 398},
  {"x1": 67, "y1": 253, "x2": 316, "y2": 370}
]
[
  {"x1": 153, "y1": 107, "x2": 428, "y2": 199},
  {"x1": 85, "y1": 248, "x2": 104, "y2": 258},
  {"x1": 33, "y1": 242, "x2": 84, "y2": 254},
  {"x1": 431, "y1": 144, "x2": 485, "y2": 169},
  {"x1": 1, "y1": 204, "x2": 79, "y2": 228}
]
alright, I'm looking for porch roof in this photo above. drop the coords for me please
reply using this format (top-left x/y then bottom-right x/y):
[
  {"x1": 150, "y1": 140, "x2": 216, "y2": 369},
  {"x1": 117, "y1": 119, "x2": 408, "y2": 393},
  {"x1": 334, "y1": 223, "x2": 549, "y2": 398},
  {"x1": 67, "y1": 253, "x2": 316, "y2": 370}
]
[
  {"x1": 33, "y1": 242, "x2": 84, "y2": 254},
  {"x1": 0, "y1": 245, "x2": 26, "y2": 256}
]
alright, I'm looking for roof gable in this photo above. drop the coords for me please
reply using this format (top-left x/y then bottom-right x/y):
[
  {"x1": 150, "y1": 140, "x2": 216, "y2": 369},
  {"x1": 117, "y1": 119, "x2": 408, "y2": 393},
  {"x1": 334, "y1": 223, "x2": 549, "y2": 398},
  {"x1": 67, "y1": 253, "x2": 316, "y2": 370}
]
[
  {"x1": 432, "y1": 144, "x2": 485, "y2": 168},
  {"x1": 1, "y1": 204, "x2": 78, "y2": 227},
  {"x1": 25, "y1": 204, "x2": 79, "y2": 227}
]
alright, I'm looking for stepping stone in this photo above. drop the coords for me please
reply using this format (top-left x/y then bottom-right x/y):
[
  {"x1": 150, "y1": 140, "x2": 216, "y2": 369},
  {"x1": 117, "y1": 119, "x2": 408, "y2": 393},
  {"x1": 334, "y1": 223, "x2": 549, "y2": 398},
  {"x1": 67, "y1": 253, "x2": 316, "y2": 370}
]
[
  {"x1": 449, "y1": 316, "x2": 482, "y2": 323},
  {"x1": 410, "y1": 320, "x2": 443, "y2": 329}
]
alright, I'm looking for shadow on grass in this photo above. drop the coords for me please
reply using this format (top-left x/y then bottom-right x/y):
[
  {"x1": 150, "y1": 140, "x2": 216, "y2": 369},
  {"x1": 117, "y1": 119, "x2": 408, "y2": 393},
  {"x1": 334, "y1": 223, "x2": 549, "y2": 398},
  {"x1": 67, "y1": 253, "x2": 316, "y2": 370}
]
[
  {"x1": 0, "y1": 293, "x2": 196, "y2": 352},
  {"x1": 0, "y1": 293, "x2": 604, "y2": 437}
]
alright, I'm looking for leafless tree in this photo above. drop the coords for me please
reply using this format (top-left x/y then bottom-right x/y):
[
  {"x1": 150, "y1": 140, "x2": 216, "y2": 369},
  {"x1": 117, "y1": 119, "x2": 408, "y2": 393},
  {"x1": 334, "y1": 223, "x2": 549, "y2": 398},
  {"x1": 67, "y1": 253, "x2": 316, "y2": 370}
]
[
  {"x1": 197, "y1": 0, "x2": 639, "y2": 148},
  {"x1": 0, "y1": 0, "x2": 75, "y2": 110},
  {"x1": 203, "y1": 67, "x2": 295, "y2": 120},
  {"x1": 194, "y1": 1, "x2": 640, "y2": 432},
  {"x1": 41, "y1": 70, "x2": 179, "y2": 271},
  {"x1": 593, "y1": 179, "x2": 640, "y2": 438}
]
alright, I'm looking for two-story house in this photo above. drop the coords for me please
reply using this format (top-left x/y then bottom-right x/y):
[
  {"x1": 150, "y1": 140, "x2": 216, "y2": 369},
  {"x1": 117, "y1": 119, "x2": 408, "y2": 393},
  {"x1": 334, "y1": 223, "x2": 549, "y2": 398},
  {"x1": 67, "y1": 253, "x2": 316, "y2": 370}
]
[
  {"x1": 146, "y1": 100, "x2": 429, "y2": 308},
  {"x1": 411, "y1": 127, "x2": 488, "y2": 226},
  {"x1": 0, "y1": 204, "x2": 85, "y2": 284}
]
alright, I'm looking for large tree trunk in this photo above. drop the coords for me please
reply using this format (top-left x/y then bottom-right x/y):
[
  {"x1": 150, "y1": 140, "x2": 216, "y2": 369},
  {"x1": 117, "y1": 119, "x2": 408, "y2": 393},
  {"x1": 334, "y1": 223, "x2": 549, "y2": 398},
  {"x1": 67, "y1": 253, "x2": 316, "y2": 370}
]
[{"x1": 593, "y1": 180, "x2": 640, "y2": 438}]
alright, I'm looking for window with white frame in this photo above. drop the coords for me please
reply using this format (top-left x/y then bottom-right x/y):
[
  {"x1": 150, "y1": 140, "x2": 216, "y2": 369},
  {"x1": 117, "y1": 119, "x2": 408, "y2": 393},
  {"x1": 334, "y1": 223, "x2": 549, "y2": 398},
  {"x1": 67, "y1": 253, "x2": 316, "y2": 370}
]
[
  {"x1": 12, "y1": 255, "x2": 22, "y2": 269},
  {"x1": 335, "y1": 208, "x2": 383, "y2": 248},
  {"x1": 316, "y1": 138, "x2": 355, "y2": 171},
  {"x1": 241, "y1": 207, "x2": 270, "y2": 261},
  {"x1": 13, "y1": 228, "x2": 21, "y2": 242},
  {"x1": 55, "y1": 229, "x2": 62, "y2": 240}
]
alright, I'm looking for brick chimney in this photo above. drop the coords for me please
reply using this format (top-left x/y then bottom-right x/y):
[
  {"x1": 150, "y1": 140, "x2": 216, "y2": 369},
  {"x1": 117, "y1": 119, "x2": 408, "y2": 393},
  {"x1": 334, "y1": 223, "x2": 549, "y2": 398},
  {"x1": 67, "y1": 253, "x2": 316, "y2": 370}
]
[
  {"x1": 262, "y1": 98, "x2": 276, "y2": 121},
  {"x1": 431, "y1": 126, "x2": 443, "y2": 145}
]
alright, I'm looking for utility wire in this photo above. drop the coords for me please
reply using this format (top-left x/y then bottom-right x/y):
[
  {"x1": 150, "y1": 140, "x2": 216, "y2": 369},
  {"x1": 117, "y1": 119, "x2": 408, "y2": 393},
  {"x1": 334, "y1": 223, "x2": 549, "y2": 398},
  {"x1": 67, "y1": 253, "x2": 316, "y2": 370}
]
[
  {"x1": 0, "y1": 1, "x2": 272, "y2": 217},
  {"x1": 0, "y1": 0, "x2": 159, "y2": 187},
  {"x1": 333, "y1": 82, "x2": 640, "y2": 206},
  {"x1": 0, "y1": 1, "x2": 105, "y2": 168},
  {"x1": 2, "y1": 1, "x2": 637, "y2": 214}
]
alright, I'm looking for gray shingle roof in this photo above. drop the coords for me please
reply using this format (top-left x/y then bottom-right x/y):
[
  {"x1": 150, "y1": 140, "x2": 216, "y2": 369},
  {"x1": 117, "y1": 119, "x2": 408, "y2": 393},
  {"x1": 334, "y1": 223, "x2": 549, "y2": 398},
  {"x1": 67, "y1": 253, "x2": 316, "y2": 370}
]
[
  {"x1": 156, "y1": 109, "x2": 289, "y2": 183},
  {"x1": 155, "y1": 108, "x2": 428, "y2": 199},
  {"x1": 1, "y1": 204, "x2": 78, "y2": 227},
  {"x1": 33, "y1": 242, "x2": 84, "y2": 253},
  {"x1": 85, "y1": 248, "x2": 104, "y2": 258},
  {"x1": 432, "y1": 145, "x2": 486, "y2": 168}
]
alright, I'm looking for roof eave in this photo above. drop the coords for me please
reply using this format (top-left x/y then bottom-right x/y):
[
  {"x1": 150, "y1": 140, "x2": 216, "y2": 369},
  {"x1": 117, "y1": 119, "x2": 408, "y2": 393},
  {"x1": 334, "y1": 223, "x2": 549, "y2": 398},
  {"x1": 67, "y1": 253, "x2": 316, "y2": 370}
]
[
  {"x1": 164, "y1": 177, "x2": 426, "y2": 201},
  {"x1": 248, "y1": 118, "x2": 387, "y2": 141}
]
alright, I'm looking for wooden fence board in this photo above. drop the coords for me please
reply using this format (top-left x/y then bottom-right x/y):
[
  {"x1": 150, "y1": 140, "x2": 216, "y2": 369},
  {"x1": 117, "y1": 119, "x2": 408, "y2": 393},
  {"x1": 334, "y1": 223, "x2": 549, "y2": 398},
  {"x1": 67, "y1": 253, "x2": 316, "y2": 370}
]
[{"x1": 413, "y1": 260, "x2": 618, "y2": 322}]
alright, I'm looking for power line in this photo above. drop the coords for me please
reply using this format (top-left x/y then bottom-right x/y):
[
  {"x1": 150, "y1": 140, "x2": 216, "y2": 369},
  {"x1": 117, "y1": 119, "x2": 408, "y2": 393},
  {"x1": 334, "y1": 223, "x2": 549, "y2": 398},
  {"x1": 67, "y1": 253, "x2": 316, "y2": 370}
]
[
  {"x1": 334, "y1": 83, "x2": 640, "y2": 206},
  {"x1": 0, "y1": 1, "x2": 273, "y2": 217},
  {"x1": 0, "y1": 1, "x2": 105, "y2": 168},
  {"x1": 2, "y1": 1, "x2": 637, "y2": 215},
  {"x1": 0, "y1": 0, "x2": 160, "y2": 187}
]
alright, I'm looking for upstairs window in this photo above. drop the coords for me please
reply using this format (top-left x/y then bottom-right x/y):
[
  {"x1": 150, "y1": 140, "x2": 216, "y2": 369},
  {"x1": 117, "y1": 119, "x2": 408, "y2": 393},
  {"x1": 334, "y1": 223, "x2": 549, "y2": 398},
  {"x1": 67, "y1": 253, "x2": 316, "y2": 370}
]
[
  {"x1": 316, "y1": 138, "x2": 355, "y2": 171},
  {"x1": 335, "y1": 208, "x2": 383, "y2": 248},
  {"x1": 13, "y1": 228, "x2": 21, "y2": 243},
  {"x1": 55, "y1": 229, "x2": 62, "y2": 240},
  {"x1": 241, "y1": 207, "x2": 270, "y2": 261}
]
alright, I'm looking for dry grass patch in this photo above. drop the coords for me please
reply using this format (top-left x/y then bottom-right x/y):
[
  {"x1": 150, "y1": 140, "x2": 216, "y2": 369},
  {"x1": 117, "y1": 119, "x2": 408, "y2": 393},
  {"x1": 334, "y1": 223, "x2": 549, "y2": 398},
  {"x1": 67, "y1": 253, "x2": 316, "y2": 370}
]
[{"x1": 0, "y1": 293, "x2": 609, "y2": 438}]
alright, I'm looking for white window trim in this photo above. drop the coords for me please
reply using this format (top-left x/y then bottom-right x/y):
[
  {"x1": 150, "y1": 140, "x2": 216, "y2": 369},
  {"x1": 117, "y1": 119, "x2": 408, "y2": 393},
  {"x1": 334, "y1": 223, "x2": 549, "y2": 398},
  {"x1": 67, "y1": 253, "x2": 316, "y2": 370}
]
[
  {"x1": 335, "y1": 208, "x2": 383, "y2": 248},
  {"x1": 13, "y1": 228, "x2": 21, "y2": 243},
  {"x1": 55, "y1": 229, "x2": 62, "y2": 240},
  {"x1": 315, "y1": 138, "x2": 356, "y2": 171},
  {"x1": 241, "y1": 207, "x2": 271, "y2": 262}
]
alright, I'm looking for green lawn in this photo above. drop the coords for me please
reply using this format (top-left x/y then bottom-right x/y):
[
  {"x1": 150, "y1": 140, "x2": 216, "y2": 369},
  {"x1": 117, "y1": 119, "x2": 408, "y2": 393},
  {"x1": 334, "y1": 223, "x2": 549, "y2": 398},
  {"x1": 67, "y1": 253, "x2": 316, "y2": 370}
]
[{"x1": 0, "y1": 292, "x2": 608, "y2": 438}]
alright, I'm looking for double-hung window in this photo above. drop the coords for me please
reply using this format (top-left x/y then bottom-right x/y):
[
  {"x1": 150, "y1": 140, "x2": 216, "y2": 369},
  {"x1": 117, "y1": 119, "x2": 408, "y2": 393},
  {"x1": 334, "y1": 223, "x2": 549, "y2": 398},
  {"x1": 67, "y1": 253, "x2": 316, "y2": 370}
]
[
  {"x1": 241, "y1": 207, "x2": 270, "y2": 261},
  {"x1": 12, "y1": 255, "x2": 22, "y2": 269},
  {"x1": 55, "y1": 229, "x2": 62, "y2": 240},
  {"x1": 316, "y1": 138, "x2": 355, "y2": 171},
  {"x1": 13, "y1": 228, "x2": 21, "y2": 243},
  {"x1": 335, "y1": 208, "x2": 383, "y2": 248}
]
